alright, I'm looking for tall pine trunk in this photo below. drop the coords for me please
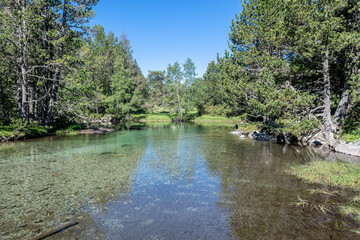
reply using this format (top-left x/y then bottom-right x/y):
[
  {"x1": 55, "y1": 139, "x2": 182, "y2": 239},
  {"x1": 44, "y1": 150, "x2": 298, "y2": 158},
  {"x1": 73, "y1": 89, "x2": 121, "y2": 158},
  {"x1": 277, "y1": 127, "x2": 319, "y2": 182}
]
[
  {"x1": 322, "y1": 45, "x2": 336, "y2": 133},
  {"x1": 175, "y1": 82, "x2": 183, "y2": 121},
  {"x1": 45, "y1": 0, "x2": 67, "y2": 125},
  {"x1": 17, "y1": 0, "x2": 29, "y2": 121}
]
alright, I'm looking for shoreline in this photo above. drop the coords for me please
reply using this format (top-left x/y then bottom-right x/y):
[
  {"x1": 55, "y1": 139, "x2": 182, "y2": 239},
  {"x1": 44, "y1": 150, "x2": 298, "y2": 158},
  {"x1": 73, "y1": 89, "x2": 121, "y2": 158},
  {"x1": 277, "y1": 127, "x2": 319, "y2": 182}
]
[{"x1": 0, "y1": 125, "x2": 116, "y2": 143}]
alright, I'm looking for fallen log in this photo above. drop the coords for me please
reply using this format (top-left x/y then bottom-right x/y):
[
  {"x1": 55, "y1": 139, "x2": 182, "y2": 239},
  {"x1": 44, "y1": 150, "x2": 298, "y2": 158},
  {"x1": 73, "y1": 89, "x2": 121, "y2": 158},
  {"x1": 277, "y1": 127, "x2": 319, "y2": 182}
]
[{"x1": 29, "y1": 221, "x2": 79, "y2": 240}]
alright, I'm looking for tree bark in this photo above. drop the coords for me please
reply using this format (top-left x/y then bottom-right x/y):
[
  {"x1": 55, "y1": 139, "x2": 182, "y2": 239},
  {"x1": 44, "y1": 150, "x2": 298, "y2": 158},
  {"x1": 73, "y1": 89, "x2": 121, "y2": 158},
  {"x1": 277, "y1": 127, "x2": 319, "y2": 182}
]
[
  {"x1": 322, "y1": 45, "x2": 336, "y2": 133},
  {"x1": 333, "y1": 59, "x2": 358, "y2": 128},
  {"x1": 45, "y1": 0, "x2": 67, "y2": 125},
  {"x1": 17, "y1": 0, "x2": 29, "y2": 121},
  {"x1": 175, "y1": 82, "x2": 183, "y2": 121}
]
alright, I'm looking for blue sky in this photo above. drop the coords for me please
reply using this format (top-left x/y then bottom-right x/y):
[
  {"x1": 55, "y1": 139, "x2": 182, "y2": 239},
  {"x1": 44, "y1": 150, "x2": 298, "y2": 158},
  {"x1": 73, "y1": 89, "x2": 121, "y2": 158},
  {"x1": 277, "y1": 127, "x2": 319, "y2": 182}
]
[{"x1": 90, "y1": 0, "x2": 242, "y2": 77}]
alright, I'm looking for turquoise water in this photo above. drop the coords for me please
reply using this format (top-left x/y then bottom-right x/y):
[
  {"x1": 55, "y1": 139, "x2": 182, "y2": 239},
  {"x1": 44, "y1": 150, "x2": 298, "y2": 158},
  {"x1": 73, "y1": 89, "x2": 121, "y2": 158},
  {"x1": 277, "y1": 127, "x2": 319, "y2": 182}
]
[{"x1": 0, "y1": 124, "x2": 358, "y2": 239}]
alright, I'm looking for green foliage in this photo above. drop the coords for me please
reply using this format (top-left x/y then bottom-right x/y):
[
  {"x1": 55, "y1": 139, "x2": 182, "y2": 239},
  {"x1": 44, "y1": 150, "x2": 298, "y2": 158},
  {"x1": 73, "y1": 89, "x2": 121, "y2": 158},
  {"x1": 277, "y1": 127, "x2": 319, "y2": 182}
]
[
  {"x1": 54, "y1": 123, "x2": 85, "y2": 136},
  {"x1": 193, "y1": 0, "x2": 360, "y2": 136},
  {"x1": 159, "y1": 60, "x2": 199, "y2": 121},
  {"x1": 0, "y1": 126, "x2": 17, "y2": 137},
  {"x1": 25, "y1": 126, "x2": 48, "y2": 137},
  {"x1": 0, "y1": 0, "x2": 358, "y2": 138},
  {"x1": 343, "y1": 104, "x2": 360, "y2": 133},
  {"x1": 341, "y1": 133, "x2": 360, "y2": 143},
  {"x1": 58, "y1": 27, "x2": 146, "y2": 124},
  {"x1": 0, "y1": 123, "x2": 48, "y2": 139},
  {"x1": 206, "y1": 105, "x2": 230, "y2": 117},
  {"x1": 11, "y1": 118, "x2": 29, "y2": 133},
  {"x1": 146, "y1": 71, "x2": 166, "y2": 112}
]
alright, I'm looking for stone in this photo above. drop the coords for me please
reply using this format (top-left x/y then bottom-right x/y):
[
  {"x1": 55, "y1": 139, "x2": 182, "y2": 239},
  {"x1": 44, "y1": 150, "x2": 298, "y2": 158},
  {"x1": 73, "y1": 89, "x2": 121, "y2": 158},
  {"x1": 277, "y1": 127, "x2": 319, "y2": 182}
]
[
  {"x1": 248, "y1": 131, "x2": 258, "y2": 140},
  {"x1": 256, "y1": 131, "x2": 275, "y2": 141},
  {"x1": 230, "y1": 130, "x2": 246, "y2": 137},
  {"x1": 276, "y1": 134, "x2": 286, "y2": 144},
  {"x1": 334, "y1": 140, "x2": 360, "y2": 157}
]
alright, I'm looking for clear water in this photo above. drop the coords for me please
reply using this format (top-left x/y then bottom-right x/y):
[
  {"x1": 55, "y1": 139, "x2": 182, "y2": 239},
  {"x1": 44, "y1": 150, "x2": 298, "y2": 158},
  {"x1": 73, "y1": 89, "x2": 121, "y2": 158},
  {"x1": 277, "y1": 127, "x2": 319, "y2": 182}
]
[{"x1": 0, "y1": 124, "x2": 359, "y2": 239}]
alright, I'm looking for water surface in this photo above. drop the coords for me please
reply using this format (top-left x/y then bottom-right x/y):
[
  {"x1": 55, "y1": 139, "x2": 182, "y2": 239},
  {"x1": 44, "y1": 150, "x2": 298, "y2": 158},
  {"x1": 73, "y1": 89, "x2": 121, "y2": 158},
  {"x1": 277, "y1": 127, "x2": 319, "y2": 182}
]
[{"x1": 0, "y1": 124, "x2": 359, "y2": 239}]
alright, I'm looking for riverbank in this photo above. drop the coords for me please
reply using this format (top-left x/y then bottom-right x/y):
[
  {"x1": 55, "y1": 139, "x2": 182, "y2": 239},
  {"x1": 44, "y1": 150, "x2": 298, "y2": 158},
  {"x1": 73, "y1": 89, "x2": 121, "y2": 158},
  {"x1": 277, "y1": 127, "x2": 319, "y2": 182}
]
[
  {"x1": 0, "y1": 113, "x2": 358, "y2": 145},
  {"x1": 133, "y1": 113, "x2": 248, "y2": 123},
  {"x1": 289, "y1": 161, "x2": 360, "y2": 234},
  {"x1": 0, "y1": 124, "x2": 115, "y2": 142},
  {"x1": 0, "y1": 125, "x2": 49, "y2": 142}
]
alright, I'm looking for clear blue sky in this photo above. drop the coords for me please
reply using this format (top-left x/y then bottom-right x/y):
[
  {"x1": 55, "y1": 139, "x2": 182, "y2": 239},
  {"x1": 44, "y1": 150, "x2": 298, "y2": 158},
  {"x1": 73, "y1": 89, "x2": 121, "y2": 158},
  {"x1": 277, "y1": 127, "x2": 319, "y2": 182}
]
[{"x1": 90, "y1": 0, "x2": 243, "y2": 77}]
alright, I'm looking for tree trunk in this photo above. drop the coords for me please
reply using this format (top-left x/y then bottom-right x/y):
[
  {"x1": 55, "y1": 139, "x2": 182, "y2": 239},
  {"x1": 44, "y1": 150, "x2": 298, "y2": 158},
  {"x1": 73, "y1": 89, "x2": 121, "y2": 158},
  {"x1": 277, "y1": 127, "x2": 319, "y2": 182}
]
[
  {"x1": 39, "y1": 79, "x2": 47, "y2": 125},
  {"x1": 46, "y1": 68, "x2": 60, "y2": 125},
  {"x1": 322, "y1": 45, "x2": 336, "y2": 133},
  {"x1": 333, "y1": 80, "x2": 350, "y2": 129},
  {"x1": 45, "y1": 0, "x2": 67, "y2": 125},
  {"x1": 175, "y1": 82, "x2": 183, "y2": 121},
  {"x1": 334, "y1": 45, "x2": 360, "y2": 128},
  {"x1": 18, "y1": 0, "x2": 28, "y2": 121}
]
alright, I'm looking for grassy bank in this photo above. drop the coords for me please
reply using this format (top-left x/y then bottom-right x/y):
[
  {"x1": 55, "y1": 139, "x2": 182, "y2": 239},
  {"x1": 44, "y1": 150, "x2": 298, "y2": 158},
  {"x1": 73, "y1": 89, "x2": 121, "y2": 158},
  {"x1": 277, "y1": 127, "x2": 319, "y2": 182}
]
[
  {"x1": 0, "y1": 125, "x2": 49, "y2": 141},
  {"x1": 133, "y1": 113, "x2": 172, "y2": 122},
  {"x1": 0, "y1": 123, "x2": 87, "y2": 141},
  {"x1": 340, "y1": 132, "x2": 360, "y2": 142},
  {"x1": 289, "y1": 161, "x2": 360, "y2": 233},
  {"x1": 1, "y1": 113, "x2": 259, "y2": 141},
  {"x1": 290, "y1": 161, "x2": 360, "y2": 191},
  {"x1": 193, "y1": 114, "x2": 244, "y2": 123},
  {"x1": 133, "y1": 112, "x2": 247, "y2": 123},
  {"x1": 133, "y1": 113, "x2": 260, "y2": 130}
]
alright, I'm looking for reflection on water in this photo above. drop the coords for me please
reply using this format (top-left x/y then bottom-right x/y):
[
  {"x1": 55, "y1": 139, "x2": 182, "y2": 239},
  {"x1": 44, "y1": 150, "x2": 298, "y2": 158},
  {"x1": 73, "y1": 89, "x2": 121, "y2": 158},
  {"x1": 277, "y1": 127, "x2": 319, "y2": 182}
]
[{"x1": 0, "y1": 124, "x2": 359, "y2": 239}]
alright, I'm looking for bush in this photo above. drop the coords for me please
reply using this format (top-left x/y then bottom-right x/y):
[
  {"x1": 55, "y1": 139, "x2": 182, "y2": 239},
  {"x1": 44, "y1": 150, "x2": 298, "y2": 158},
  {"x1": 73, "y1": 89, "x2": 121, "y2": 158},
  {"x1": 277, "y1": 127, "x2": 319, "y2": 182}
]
[{"x1": 11, "y1": 118, "x2": 28, "y2": 131}]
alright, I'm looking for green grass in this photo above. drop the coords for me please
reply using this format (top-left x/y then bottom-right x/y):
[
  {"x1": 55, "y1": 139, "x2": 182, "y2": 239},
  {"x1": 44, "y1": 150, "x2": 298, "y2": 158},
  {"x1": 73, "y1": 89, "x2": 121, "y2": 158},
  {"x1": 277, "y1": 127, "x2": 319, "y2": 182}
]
[
  {"x1": 54, "y1": 124, "x2": 84, "y2": 136},
  {"x1": 340, "y1": 133, "x2": 360, "y2": 143},
  {"x1": 133, "y1": 113, "x2": 172, "y2": 122},
  {"x1": 290, "y1": 161, "x2": 360, "y2": 191},
  {"x1": 0, "y1": 123, "x2": 84, "y2": 139},
  {"x1": 132, "y1": 112, "x2": 261, "y2": 130},
  {"x1": 290, "y1": 161, "x2": 360, "y2": 234},
  {"x1": 193, "y1": 114, "x2": 244, "y2": 122},
  {"x1": 55, "y1": 129, "x2": 79, "y2": 136}
]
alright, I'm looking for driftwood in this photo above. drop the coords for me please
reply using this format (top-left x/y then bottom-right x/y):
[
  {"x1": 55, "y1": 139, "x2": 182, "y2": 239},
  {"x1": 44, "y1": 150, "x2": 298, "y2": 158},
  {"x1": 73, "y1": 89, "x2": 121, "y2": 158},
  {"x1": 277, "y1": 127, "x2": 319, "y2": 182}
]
[{"x1": 29, "y1": 221, "x2": 79, "y2": 240}]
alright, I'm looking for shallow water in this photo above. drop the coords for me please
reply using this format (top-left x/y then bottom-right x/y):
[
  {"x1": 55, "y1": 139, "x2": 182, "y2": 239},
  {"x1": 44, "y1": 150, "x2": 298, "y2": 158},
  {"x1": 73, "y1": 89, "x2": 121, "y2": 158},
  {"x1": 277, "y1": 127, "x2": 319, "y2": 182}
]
[{"x1": 0, "y1": 124, "x2": 359, "y2": 239}]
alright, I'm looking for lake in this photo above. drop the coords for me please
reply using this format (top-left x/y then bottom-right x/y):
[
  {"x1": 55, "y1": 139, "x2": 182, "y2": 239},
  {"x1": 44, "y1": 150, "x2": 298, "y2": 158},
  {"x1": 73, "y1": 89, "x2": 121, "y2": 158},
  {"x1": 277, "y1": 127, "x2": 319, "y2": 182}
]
[{"x1": 0, "y1": 124, "x2": 359, "y2": 239}]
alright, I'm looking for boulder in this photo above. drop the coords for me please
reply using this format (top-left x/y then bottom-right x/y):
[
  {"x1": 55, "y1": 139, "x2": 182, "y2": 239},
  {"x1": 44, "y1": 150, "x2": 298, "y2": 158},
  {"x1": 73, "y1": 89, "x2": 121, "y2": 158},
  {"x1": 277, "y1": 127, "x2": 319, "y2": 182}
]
[
  {"x1": 248, "y1": 131, "x2": 258, "y2": 140},
  {"x1": 276, "y1": 134, "x2": 286, "y2": 144},
  {"x1": 230, "y1": 130, "x2": 247, "y2": 137},
  {"x1": 256, "y1": 131, "x2": 276, "y2": 141},
  {"x1": 334, "y1": 140, "x2": 360, "y2": 157}
]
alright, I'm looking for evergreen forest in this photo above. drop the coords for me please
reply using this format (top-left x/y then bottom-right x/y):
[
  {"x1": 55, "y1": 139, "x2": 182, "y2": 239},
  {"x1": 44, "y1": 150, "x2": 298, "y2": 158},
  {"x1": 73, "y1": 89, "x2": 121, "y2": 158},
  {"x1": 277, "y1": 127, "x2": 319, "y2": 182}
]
[{"x1": 0, "y1": 0, "x2": 359, "y2": 140}]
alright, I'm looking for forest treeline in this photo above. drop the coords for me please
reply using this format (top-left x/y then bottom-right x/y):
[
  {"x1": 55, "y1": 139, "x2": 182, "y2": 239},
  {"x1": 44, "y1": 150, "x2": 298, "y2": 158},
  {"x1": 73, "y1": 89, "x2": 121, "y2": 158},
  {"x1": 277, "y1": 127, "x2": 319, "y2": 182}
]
[
  {"x1": 0, "y1": 0, "x2": 359, "y2": 137},
  {"x1": 197, "y1": 0, "x2": 360, "y2": 136}
]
